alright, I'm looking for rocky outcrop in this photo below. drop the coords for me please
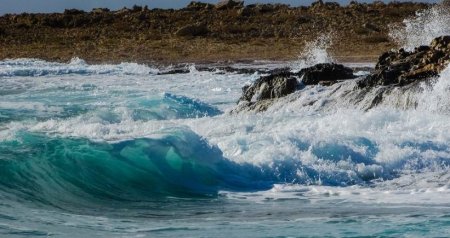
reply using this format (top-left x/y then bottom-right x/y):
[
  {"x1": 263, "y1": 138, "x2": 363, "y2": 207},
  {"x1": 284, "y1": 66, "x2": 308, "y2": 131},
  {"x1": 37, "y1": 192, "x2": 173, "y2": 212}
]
[
  {"x1": 216, "y1": 0, "x2": 244, "y2": 10},
  {"x1": 358, "y1": 36, "x2": 450, "y2": 88},
  {"x1": 186, "y1": 1, "x2": 214, "y2": 11},
  {"x1": 300, "y1": 63, "x2": 356, "y2": 86},
  {"x1": 0, "y1": 1, "x2": 429, "y2": 63},
  {"x1": 239, "y1": 71, "x2": 298, "y2": 103},
  {"x1": 234, "y1": 63, "x2": 355, "y2": 112}
]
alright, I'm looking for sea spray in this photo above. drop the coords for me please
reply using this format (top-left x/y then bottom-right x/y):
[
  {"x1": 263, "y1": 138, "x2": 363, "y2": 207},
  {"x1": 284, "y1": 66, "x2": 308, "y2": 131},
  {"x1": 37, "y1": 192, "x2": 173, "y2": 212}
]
[
  {"x1": 291, "y1": 33, "x2": 335, "y2": 71},
  {"x1": 389, "y1": 3, "x2": 450, "y2": 50},
  {"x1": 0, "y1": 58, "x2": 450, "y2": 237}
]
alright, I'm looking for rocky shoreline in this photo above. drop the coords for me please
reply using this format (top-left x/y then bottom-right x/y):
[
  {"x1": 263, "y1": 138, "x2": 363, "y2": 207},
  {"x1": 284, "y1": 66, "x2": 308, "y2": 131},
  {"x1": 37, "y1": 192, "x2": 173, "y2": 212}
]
[
  {"x1": 232, "y1": 35, "x2": 450, "y2": 113},
  {"x1": 0, "y1": 1, "x2": 431, "y2": 64}
]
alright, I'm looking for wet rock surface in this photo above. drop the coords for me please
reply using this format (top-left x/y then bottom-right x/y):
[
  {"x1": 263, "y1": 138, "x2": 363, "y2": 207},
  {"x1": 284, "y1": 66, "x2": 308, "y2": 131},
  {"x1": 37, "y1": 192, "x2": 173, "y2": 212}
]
[
  {"x1": 239, "y1": 71, "x2": 298, "y2": 103},
  {"x1": 300, "y1": 63, "x2": 356, "y2": 86},
  {"x1": 233, "y1": 63, "x2": 355, "y2": 112},
  {"x1": 358, "y1": 36, "x2": 450, "y2": 88},
  {"x1": 233, "y1": 36, "x2": 450, "y2": 113}
]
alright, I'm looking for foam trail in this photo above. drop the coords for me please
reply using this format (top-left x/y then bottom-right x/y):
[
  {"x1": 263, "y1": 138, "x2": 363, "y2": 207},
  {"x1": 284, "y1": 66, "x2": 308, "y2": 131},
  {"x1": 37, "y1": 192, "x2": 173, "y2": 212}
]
[{"x1": 0, "y1": 58, "x2": 159, "y2": 77}]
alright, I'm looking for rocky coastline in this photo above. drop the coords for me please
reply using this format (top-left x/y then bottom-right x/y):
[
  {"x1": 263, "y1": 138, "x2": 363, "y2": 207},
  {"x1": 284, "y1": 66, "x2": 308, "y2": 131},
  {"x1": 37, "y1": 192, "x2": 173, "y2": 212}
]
[
  {"x1": 232, "y1": 35, "x2": 450, "y2": 112},
  {"x1": 0, "y1": 0, "x2": 431, "y2": 64}
]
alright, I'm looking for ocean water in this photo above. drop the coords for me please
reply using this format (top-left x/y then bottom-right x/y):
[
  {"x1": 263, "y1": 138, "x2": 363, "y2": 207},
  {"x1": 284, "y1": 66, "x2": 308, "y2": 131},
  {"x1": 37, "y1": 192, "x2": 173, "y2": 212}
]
[{"x1": 0, "y1": 57, "x2": 449, "y2": 238}]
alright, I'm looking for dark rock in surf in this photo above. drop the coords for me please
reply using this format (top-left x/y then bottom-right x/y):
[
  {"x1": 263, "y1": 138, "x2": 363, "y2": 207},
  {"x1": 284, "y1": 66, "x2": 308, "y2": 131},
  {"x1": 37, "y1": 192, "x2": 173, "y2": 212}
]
[
  {"x1": 238, "y1": 70, "x2": 297, "y2": 103},
  {"x1": 157, "y1": 69, "x2": 190, "y2": 75},
  {"x1": 234, "y1": 63, "x2": 355, "y2": 112},
  {"x1": 358, "y1": 35, "x2": 450, "y2": 88},
  {"x1": 299, "y1": 63, "x2": 356, "y2": 86}
]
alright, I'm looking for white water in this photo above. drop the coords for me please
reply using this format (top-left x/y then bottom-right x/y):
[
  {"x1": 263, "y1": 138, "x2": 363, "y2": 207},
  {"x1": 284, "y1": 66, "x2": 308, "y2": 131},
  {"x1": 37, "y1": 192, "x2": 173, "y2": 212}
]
[
  {"x1": 389, "y1": 3, "x2": 450, "y2": 50},
  {"x1": 1, "y1": 57, "x2": 450, "y2": 188}
]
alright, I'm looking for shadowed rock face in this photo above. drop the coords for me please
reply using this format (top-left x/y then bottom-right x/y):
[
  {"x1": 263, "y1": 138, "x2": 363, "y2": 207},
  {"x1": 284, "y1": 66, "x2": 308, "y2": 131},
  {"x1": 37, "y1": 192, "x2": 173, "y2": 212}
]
[
  {"x1": 300, "y1": 63, "x2": 356, "y2": 86},
  {"x1": 186, "y1": 2, "x2": 215, "y2": 11},
  {"x1": 239, "y1": 71, "x2": 298, "y2": 103},
  {"x1": 358, "y1": 36, "x2": 450, "y2": 88},
  {"x1": 234, "y1": 63, "x2": 355, "y2": 112}
]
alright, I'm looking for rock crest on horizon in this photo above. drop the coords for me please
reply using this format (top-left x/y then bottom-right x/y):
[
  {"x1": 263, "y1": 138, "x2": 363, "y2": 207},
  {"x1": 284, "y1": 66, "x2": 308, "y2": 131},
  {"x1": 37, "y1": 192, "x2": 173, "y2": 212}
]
[{"x1": 216, "y1": 0, "x2": 244, "y2": 10}]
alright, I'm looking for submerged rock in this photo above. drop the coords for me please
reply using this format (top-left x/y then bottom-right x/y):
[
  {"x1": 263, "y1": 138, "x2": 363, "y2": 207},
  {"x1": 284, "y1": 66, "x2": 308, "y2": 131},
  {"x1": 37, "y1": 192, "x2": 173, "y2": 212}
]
[{"x1": 358, "y1": 35, "x2": 450, "y2": 88}]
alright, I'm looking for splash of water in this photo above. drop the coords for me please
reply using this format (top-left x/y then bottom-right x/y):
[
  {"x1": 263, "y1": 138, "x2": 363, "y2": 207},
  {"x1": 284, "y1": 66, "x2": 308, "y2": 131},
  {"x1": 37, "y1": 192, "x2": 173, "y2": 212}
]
[
  {"x1": 418, "y1": 67, "x2": 450, "y2": 112},
  {"x1": 389, "y1": 3, "x2": 450, "y2": 50},
  {"x1": 291, "y1": 34, "x2": 334, "y2": 71}
]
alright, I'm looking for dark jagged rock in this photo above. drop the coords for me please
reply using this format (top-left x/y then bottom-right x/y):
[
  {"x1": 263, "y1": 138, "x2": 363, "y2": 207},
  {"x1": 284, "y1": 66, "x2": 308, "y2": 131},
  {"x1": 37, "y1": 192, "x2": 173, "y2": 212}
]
[
  {"x1": 64, "y1": 9, "x2": 86, "y2": 15},
  {"x1": 157, "y1": 69, "x2": 190, "y2": 75},
  {"x1": 238, "y1": 70, "x2": 297, "y2": 103},
  {"x1": 186, "y1": 1, "x2": 214, "y2": 11},
  {"x1": 216, "y1": 0, "x2": 244, "y2": 10},
  {"x1": 92, "y1": 8, "x2": 110, "y2": 14},
  {"x1": 299, "y1": 63, "x2": 356, "y2": 86},
  {"x1": 358, "y1": 35, "x2": 450, "y2": 88},
  {"x1": 234, "y1": 63, "x2": 355, "y2": 112}
]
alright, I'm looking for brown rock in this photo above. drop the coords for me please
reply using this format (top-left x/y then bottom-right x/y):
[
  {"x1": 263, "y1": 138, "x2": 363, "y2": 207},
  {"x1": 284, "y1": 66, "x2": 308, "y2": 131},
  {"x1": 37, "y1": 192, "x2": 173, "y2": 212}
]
[
  {"x1": 216, "y1": 0, "x2": 244, "y2": 10},
  {"x1": 186, "y1": 1, "x2": 214, "y2": 11},
  {"x1": 358, "y1": 35, "x2": 450, "y2": 88}
]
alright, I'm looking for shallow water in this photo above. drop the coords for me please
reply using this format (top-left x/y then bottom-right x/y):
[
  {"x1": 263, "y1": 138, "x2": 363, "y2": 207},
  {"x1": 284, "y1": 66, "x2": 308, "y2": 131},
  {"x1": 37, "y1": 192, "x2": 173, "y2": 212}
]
[{"x1": 0, "y1": 58, "x2": 449, "y2": 237}]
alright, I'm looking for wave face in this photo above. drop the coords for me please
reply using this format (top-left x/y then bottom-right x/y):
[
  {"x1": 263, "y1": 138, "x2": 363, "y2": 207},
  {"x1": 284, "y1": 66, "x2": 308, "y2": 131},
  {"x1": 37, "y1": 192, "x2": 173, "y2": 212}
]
[
  {"x1": 0, "y1": 130, "x2": 273, "y2": 204},
  {"x1": 1, "y1": 57, "x2": 449, "y2": 201}
]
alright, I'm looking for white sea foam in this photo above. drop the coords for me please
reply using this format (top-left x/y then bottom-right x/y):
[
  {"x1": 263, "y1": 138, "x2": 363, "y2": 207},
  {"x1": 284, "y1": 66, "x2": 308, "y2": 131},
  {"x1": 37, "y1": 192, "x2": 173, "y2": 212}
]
[
  {"x1": 1, "y1": 57, "x2": 450, "y2": 190},
  {"x1": 0, "y1": 58, "x2": 159, "y2": 77}
]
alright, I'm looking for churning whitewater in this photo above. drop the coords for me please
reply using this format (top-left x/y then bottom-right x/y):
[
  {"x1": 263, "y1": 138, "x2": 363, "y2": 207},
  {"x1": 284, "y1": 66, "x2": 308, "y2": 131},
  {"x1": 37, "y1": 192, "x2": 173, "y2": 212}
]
[
  {"x1": 1, "y1": 5, "x2": 450, "y2": 236},
  {"x1": 0, "y1": 56, "x2": 449, "y2": 237}
]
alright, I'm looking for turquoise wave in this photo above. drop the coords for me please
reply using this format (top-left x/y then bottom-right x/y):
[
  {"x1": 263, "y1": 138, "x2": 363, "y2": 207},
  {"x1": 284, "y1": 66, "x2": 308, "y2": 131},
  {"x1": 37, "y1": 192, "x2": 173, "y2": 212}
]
[
  {"x1": 0, "y1": 130, "x2": 271, "y2": 207},
  {"x1": 0, "y1": 93, "x2": 221, "y2": 124},
  {"x1": 1, "y1": 129, "x2": 449, "y2": 208}
]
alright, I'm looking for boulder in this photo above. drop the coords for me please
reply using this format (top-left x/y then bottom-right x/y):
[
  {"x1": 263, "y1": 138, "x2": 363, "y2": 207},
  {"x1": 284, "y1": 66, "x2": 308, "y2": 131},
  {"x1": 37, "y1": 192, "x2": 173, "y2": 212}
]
[
  {"x1": 238, "y1": 71, "x2": 297, "y2": 103},
  {"x1": 216, "y1": 0, "x2": 244, "y2": 10},
  {"x1": 358, "y1": 35, "x2": 450, "y2": 88},
  {"x1": 92, "y1": 8, "x2": 110, "y2": 14},
  {"x1": 63, "y1": 9, "x2": 85, "y2": 15},
  {"x1": 299, "y1": 63, "x2": 356, "y2": 85},
  {"x1": 186, "y1": 1, "x2": 214, "y2": 11},
  {"x1": 175, "y1": 23, "x2": 209, "y2": 37}
]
